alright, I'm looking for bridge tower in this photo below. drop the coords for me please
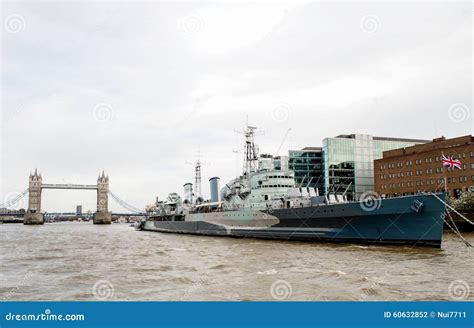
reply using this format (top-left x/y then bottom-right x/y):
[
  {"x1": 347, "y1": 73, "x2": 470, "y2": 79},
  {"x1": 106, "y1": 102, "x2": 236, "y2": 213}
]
[
  {"x1": 24, "y1": 169, "x2": 44, "y2": 225},
  {"x1": 93, "y1": 171, "x2": 111, "y2": 224}
]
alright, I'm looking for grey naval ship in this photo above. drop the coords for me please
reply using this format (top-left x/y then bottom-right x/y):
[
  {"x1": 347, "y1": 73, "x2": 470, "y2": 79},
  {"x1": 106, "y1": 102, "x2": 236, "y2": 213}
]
[{"x1": 140, "y1": 125, "x2": 446, "y2": 248}]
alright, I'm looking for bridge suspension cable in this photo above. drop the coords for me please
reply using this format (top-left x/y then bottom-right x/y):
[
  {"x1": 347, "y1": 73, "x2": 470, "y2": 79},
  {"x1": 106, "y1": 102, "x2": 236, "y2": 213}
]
[
  {"x1": 108, "y1": 190, "x2": 145, "y2": 214},
  {"x1": 0, "y1": 188, "x2": 29, "y2": 208}
]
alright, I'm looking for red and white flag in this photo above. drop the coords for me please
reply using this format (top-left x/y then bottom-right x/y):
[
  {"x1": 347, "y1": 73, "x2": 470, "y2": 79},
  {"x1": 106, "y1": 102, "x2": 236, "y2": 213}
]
[{"x1": 441, "y1": 154, "x2": 462, "y2": 169}]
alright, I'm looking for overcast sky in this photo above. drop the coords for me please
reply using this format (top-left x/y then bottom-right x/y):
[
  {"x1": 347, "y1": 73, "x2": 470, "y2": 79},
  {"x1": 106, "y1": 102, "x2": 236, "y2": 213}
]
[{"x1": 1, "y1": 1, "x2": 472, "y2": 212}]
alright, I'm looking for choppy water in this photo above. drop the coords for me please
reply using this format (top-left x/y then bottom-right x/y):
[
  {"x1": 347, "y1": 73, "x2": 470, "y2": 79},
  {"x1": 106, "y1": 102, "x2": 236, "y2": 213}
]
[{"x1": 0, "y1": 223, "x2": 473, "y2": 301}]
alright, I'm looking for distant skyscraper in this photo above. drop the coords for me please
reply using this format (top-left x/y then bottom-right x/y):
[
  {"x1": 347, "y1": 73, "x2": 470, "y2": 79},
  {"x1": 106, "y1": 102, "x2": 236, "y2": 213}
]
[{"x1": 76, "y1": 205, "x2": 82, "y2": 216}]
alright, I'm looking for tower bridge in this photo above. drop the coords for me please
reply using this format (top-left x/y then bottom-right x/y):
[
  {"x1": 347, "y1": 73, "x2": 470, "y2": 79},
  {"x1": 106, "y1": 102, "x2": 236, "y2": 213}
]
[
  {"x1": 25, "y1": 169, "x2": 112, "y2": 225},
  {"x1": 0, "y1": 170, "x2": 146, "y2": 224}
]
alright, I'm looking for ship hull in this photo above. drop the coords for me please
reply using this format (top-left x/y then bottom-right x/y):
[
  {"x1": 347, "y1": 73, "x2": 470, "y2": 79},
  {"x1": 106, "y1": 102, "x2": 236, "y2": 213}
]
[{"x1": 142, "y1": 194, "x2": 446, "y2": 248}]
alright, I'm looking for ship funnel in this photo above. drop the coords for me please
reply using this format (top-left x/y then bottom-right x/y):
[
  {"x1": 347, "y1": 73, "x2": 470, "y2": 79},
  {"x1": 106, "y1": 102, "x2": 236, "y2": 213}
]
[
  {"x1": 209, "y1": 177, "x2": 220, "y2": 205},
  {"x1": 183, "y1": 183, "x2": 193, "y2": 204}
]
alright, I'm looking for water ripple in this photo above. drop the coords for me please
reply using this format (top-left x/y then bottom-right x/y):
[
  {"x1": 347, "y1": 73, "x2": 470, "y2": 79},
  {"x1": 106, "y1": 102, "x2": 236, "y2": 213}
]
[{"x1": 0, "y1": 223, "x2": 473, "y2": 301}]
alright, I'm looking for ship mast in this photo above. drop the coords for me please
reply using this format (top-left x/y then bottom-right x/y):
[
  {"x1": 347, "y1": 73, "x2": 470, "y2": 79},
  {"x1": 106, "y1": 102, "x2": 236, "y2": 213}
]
[
  {"x1": 243, "y1": 125, "x2": 259, "y2": 175},
  {"x1": 234, "y1": 119, "x2": 263, "y2": 176},
  {"x1": 194, "y1": 158, "x2": 202, "y2": 198},
  {"x1": 186, "y1": 148, "x2": 207, "y2": 200}
]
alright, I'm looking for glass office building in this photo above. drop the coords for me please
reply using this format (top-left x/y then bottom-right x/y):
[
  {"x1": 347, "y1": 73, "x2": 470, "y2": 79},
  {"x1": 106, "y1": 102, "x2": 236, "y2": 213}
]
[
  {"x1": 288, "y1": 147, "x2": 324, "y2": 193},
  {"x1": 322, "y1": 134, "x2": 427, "y2": 200}
]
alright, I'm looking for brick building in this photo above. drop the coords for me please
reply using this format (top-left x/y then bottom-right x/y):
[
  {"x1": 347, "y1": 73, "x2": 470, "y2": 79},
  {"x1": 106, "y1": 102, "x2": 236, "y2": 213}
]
[{"x1": 374, "y1": 135, "x2": 474, "y2": 198}]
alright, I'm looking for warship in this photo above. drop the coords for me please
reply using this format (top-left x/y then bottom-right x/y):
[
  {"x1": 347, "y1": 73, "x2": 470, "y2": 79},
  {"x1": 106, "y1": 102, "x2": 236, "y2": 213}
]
[{"x1": 140, "y1": 125, "x2": 446, "y2": 248}]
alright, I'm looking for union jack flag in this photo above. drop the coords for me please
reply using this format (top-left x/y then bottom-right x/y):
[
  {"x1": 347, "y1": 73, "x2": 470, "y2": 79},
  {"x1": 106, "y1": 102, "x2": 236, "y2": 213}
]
[{"x1": 441, "y1": 154, "x2": 462, "y2": 169}]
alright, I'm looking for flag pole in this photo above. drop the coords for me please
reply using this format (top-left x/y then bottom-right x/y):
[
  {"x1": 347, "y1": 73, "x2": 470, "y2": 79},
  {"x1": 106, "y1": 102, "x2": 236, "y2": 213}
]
[{"x1": 442, "y1": 152, "x2": 448, "y2": 196}]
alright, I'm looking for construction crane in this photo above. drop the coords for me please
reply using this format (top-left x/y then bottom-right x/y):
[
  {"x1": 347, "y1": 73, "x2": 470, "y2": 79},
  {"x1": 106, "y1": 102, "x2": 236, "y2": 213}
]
[{"x1": 275, "y1": 128, "x2": 292, "y2": 156}]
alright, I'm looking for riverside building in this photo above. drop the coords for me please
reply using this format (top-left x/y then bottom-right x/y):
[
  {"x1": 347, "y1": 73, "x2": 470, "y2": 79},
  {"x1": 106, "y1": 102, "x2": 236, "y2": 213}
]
[{"x1": 374, "y1": 135, "x2": 474, "y2": 198}]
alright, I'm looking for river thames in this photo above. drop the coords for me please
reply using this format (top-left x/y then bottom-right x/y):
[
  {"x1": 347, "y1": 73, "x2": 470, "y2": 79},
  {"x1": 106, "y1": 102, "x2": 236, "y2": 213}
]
[{"x1": 0, "y1": 222, "x2": 472, "y2": 301}]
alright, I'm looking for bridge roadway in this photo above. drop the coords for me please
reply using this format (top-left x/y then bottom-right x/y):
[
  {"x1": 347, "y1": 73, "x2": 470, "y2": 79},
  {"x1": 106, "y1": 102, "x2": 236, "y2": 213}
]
[{"x1": 41, "y1": 184, "x2": 98, "y2": 190}]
